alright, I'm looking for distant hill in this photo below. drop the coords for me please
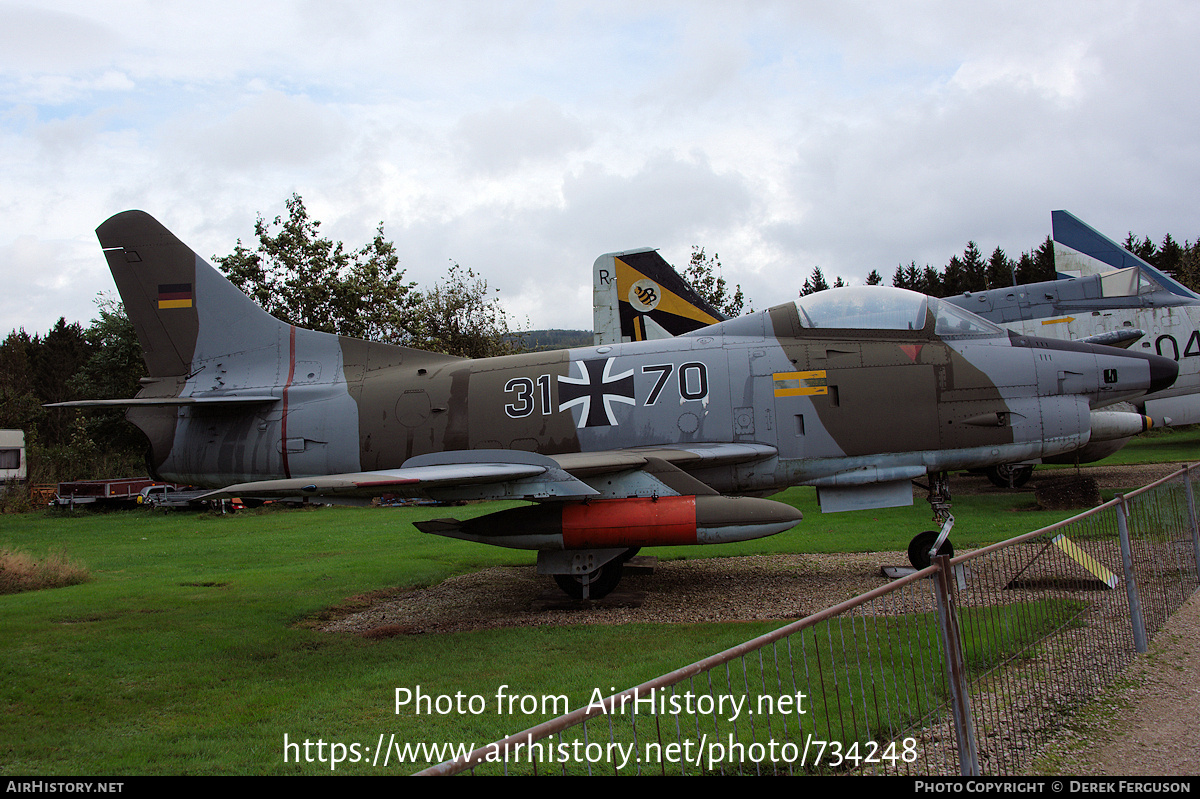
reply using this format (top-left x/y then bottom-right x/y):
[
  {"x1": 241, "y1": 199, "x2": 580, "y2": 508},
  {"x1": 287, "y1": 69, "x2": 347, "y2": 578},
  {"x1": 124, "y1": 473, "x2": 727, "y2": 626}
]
[{"x1": 509, "y1": 329, "x2": 592, "y2": 352}]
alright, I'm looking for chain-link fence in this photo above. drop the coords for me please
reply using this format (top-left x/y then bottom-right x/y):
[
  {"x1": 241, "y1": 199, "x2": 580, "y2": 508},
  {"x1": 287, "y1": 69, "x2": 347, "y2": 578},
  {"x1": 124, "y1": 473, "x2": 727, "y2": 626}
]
[{"x1": 418, "y1": 465, "x2": 1200, "y2": 776}]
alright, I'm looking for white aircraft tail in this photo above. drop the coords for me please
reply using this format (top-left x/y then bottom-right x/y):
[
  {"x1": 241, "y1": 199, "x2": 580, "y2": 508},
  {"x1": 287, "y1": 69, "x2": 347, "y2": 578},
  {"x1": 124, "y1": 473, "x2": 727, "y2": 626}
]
[{"x1": 1052, "y1": 210, "x2": 1199, "y2": 299}]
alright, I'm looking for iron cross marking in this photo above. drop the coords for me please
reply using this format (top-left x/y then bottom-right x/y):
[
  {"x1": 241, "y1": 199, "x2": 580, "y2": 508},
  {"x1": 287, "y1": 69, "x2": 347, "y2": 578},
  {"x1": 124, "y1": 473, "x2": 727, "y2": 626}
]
[{"x1": 557, "y1": 357, "x2": 636, "y2": 428}]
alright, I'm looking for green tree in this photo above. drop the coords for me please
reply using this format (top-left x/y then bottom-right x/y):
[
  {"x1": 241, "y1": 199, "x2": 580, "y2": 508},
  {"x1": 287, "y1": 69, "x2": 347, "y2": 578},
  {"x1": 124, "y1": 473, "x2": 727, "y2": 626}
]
[
  {"x1": 1157, "y1": 233, "x2": 1184, "y2": 278},
  {"x1": 801, "y1": 266, "x2": 830, "y2": 296},
  {"x1": 25, "y1": 319, "x2": 93, "y2": 447},
  {"x1": 1178, "y1": 241, "x2": 1200, "y2": 293},
  {"x1": 865, "y1": 269, "x2": 883, "y2": 286},
  {"x1": 986, "y1": 246, "x2": 1014, "y2": 289},
  {"x1": 1014, "y1": 236, "x2": 1056, "y2": 285},
  {"x1": 1123, "y1": 232, "x2": 1157, "y2": 264},
  {"x1": 213, "y1": 194, "x2": 421, "y2": 343},
  {"x1": 0, "y1": 329, "x2": 44, "y2": 439},
  {"x1": 685, "y1": 247, "x2": 747, "y2": 316},
  {"x1": 942, "y1": 255, "x2": 966, "y2": 296},
  {"x1": 892, "y1": 262, "x2": 920, "y2": 291},
  {"x1": 961, "y1": 241, "x2": 986, "y2": 292},
  {"x1": 69, "y1": 295, "x2": 147, "y2": 450},
  {"x1": 410, "y1": 263, "x2": 522, "y2": 359},
  {"x1": 920, "y1": 265, "x2": 943, "y2": 296}
]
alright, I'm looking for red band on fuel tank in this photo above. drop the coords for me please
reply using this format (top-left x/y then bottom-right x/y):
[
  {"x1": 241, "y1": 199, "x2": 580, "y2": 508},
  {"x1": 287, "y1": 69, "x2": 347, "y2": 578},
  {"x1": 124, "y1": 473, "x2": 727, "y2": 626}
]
[{"x1": 561, "y1": 496, "x2": 698, "y2": 548}]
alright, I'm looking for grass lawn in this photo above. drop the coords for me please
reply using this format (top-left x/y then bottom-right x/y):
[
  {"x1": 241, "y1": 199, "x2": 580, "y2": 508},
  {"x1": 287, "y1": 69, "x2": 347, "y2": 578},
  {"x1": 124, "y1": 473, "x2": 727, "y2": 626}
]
[{"x1": 1, "y1": 432, "x2": 1194, "y2": 775}]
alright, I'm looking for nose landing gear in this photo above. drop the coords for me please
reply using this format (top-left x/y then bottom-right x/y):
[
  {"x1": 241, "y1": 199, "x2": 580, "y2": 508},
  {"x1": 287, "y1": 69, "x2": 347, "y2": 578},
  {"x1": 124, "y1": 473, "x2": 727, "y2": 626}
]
[{"x1": 908, "y1": 471, "x2": 955, "y2": 570}]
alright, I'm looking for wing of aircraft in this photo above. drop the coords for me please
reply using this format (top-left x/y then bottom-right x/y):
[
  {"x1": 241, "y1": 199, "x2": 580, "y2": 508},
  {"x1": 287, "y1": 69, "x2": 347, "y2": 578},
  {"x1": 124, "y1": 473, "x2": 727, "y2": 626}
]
[
  {"x1": 593, "y1": 249, "x2": 726, "y2": 344},
  {"x1": 59, "y1": 210, "x2": 1176, "y2": 597}
]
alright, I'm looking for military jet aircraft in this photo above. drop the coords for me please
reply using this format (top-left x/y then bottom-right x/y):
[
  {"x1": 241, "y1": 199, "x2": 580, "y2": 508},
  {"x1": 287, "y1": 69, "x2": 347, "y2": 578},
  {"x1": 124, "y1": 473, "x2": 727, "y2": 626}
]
[
  {"x1": 53, "y1": 211, "x2": 1177, "y2": 597},
  {"x1": 944, "y1": 211, "x2": 1200, "y2": 485},
  {"x1": 949, "y1": 211, "x2": 1200, "y2": 426}
]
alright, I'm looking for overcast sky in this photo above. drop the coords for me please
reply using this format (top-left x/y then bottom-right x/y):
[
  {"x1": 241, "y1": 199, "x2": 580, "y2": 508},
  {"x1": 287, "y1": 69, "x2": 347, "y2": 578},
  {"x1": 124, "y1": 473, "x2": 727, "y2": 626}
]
[{"x1": 4, "y1": 1, "x2": 1200, "y2": 336}]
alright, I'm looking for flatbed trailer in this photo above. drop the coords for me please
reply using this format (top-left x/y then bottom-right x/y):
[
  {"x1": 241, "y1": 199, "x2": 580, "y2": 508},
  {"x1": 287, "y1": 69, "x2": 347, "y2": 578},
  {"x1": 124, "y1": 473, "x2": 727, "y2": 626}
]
[{"x1": 51, "y1": 477, "x2": 181, "y2": 509}]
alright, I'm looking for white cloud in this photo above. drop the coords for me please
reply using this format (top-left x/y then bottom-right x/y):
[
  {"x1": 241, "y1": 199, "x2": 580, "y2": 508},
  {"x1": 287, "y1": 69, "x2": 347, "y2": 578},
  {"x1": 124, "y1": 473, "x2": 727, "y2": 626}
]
[
  {"x1": 454, "y1": 98, "x2": 591, "y2": 174},
  {"x1": 167, "y1": 91, "x2": 349, "y2": 171}
]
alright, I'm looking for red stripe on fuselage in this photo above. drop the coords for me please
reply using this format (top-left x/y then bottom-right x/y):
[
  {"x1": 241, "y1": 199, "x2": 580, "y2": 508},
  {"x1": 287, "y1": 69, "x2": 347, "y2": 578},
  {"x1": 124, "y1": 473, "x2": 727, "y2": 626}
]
[
  {"x1": 561, "y1": 496, "x2": 698, "y2": 548},
  {"x1": 281, "y1": 325, "x2": 296, "y2": 478}
]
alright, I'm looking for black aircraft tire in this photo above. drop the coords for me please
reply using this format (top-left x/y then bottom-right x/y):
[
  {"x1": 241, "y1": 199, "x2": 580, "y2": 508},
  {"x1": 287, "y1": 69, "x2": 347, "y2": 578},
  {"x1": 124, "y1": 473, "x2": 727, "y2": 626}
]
[
  {"x1": 985, "y1": 464, "x2": 1034, "y2": 489},
  {"x1": 907, "y1": 530, "x2": 954, "y2": 570},
  {"x1": 553, "y1": 561, "x2": 623, "y2": 600}
]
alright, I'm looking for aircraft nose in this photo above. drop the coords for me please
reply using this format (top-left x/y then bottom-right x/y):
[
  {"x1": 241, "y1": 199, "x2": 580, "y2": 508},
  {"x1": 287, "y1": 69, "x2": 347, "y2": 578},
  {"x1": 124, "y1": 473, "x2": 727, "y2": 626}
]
[{"x1": 1145, "y1": 352, "x2": 1178, "y2": 394}]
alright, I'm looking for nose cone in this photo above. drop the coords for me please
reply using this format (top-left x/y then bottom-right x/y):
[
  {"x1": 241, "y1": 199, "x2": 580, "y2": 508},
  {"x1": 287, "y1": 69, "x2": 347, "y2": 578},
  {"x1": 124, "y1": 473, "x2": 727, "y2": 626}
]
[{"x1": 1146, "y1": 352, "x2": 1179, "y2": 395}]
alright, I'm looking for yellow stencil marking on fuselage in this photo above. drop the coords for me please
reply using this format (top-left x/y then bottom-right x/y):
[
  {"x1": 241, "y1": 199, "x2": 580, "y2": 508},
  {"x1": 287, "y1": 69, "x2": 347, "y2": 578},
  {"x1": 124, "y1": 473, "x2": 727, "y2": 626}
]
[{"x1": 773, "y1": 370, "x2": 828, "y2": 397}]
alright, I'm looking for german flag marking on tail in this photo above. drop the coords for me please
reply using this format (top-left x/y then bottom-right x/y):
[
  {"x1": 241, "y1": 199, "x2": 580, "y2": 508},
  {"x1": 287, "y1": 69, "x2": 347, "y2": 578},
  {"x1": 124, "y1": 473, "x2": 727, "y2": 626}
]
[{"x1": 158, "y1": 283, "x2": 193, "y2": 309}]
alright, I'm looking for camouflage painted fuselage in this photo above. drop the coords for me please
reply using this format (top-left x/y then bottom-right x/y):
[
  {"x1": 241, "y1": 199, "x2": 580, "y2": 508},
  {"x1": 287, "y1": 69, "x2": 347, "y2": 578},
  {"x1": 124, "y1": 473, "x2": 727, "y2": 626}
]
[{"x1": 125, "y1": 253, "x2": 1171, "y2": 501}]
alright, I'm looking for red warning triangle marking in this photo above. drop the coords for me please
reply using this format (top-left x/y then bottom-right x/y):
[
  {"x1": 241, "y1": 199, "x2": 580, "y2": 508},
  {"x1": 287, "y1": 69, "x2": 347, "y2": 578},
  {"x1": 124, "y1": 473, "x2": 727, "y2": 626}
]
[{"x1": 899, "y1": 344, "x2": 923, "y2": 362}]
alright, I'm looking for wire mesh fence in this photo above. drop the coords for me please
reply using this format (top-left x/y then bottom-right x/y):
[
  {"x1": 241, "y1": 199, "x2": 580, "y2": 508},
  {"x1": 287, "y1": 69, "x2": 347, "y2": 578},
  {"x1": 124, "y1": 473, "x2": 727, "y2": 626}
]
[{"x1": 418, "y1": 465, "x2": 1200, "y2": 776}]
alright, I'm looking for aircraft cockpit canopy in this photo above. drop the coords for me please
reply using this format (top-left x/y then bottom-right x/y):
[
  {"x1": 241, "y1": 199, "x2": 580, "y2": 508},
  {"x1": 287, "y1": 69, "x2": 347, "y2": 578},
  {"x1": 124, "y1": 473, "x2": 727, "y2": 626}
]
[
  {"x1": 793, "y1": 286, "x2": 1004, "y2": 338},
  {"x1": 1099, "y1": 266, "x2": 1165, "y2": 299},
  {"x1": 795, "y1": 286, "x2": 927, "y2": 330}
]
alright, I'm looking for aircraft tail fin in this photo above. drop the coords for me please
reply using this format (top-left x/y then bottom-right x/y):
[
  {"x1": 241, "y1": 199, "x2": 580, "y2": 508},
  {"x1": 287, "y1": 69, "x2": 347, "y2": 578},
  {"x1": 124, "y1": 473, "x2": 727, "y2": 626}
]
[
  {"x1": 1051, "y1": 210, "x2": 1199, "y2": 299},
  {"x1": 97, "y1": 210, "x2": 287, "y2": 379},
  {"x1": 592, "y1": 249, "x2": 727, "y2": 345}
]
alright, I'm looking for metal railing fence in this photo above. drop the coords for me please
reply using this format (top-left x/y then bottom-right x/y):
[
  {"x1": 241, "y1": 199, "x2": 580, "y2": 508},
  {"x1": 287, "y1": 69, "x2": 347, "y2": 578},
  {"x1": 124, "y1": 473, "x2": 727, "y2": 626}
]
[{"x1": 418, "y1": 465, "x2": 1200, "y2": 776}]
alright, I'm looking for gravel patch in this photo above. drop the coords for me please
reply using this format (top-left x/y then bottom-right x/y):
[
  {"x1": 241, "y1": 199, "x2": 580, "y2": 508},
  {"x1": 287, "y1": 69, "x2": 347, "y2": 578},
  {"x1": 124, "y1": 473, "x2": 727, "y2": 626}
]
[{"x1": 323, "y1": 551, "x2": 906, "y2": 635}]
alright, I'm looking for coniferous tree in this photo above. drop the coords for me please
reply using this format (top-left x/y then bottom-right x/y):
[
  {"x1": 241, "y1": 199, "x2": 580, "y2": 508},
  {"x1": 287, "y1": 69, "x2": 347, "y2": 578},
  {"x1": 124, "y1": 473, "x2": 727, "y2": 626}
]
[
  {"x1": 801, "y1": 266, "x2": 830, "y2": 295},
  {"x1": 942, "y1": 255, "x2": 965, "y2": 296},
  {"x1": 961, "y1": 242, "x2": 986, "y2": 292},
  {"x1": 920, "y1": 265, "x2": 942, "y2": 296},
  {"x1": 1123, "y1": 232, "x2": 1157, "y2": 264},
  {"x1": 986, "y1": 246, "x2": 1013, "y2": 289},
  {"x1": 1157, "y1": 233, "x2": 1183, "y2": 279}
]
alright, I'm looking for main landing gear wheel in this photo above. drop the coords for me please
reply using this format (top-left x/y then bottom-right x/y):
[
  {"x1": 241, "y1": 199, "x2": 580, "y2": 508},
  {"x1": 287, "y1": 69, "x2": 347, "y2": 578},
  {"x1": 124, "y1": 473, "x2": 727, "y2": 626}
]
[
  {"x1": 553, "y1": 559, "x2": 623, "y2": 600},
  {"x1": 907, "y1": 530, "x2": 954, "y2": 570},
  {"x1": 986, "y1": 464, "x2": 1033, "y2": 489}
]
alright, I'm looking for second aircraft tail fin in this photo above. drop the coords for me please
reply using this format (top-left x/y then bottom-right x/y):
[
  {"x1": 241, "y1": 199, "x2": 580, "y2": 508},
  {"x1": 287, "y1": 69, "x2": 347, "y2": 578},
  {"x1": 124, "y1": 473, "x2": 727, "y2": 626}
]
[
  {"x1": 1052, "y1": 209, "x2": 1199, "y2": 299},
  {"x1": 592, "y1": 248, "x2": 727, "y2": 345}
]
